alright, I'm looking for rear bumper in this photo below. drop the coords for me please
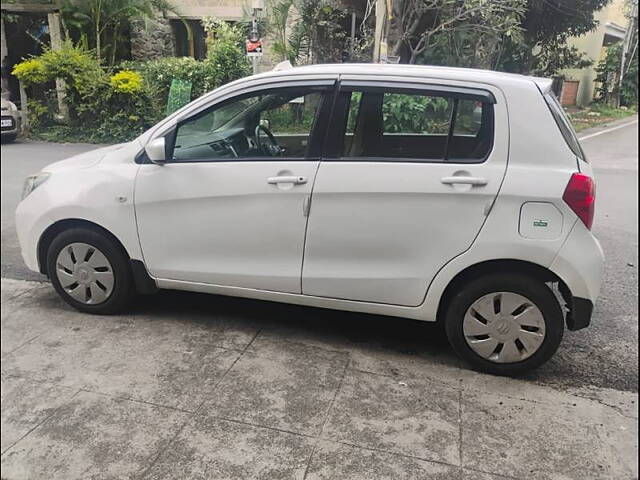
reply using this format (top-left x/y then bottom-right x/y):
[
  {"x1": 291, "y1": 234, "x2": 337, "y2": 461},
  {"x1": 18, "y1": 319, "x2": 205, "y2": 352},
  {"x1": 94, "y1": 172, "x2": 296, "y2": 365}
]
[
  {"x1": 550, "y1": 221, "x2": 604, "y2": 331},
  {"x1": 550, "y1": 222, "x2": 604, "y2": 301}
]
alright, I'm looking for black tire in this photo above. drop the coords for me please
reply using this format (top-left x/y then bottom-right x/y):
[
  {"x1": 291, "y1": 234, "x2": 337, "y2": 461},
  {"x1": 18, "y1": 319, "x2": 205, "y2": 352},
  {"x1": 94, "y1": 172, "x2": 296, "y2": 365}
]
[
  {"x1": 47, "y1": 227, "x2": 133, "y2": 314},
  {"x1": 444, "y1": 273, "x2": 564, "y2": 376}
]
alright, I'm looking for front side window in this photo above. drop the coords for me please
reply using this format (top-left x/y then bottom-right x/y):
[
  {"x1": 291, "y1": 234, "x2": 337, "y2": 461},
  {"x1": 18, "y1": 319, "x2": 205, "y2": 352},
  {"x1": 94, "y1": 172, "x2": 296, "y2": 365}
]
[
  {"x1": 172, "y1": 87, "x2": 324, "y2": 162},
  {"x1": 340, "y1": 88, "x2": 494, "y2": 162}
]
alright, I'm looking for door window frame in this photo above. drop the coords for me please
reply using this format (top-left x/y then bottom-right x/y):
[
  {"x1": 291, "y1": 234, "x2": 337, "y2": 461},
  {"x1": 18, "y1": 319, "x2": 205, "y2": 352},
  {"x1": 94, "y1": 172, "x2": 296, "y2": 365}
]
[
  {"x1": 323, "y1": 81, "x2": 496, "y2": 164},
  {"x1": 159, "y1": 82, "x2": 337, "y2": 164}
]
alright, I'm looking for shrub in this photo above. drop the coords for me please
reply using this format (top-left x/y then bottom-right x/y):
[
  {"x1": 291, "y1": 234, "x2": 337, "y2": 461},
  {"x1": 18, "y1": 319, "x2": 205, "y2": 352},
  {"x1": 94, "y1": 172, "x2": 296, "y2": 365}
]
[
  {"x1": 203, "y1": 17, "x2": 251, "y2": 86},
  {"x1": 11, "y1": 58, "x2": 48, "y2": 85},
  {"x1": 11, "y1": 19, "x2": 251, "y2": 144},
  {"x1": 110, "y1": 70, "x2": 143, "y2": 94},
  {"x1": 122, "y1": 56, "x2": 211, "y2": 104},
  {"x1": 12, "y1": 42, "x2": 159, "y2": 142},
  {"x1": 123, "y1": 18, "x2": 250, "y2": 112},
  {"x1": 13, "y1": 41, "x2": 109, "y2": 122},
  {"x1": 26, "y1": 98, "x2": 52, "y2": 130}
]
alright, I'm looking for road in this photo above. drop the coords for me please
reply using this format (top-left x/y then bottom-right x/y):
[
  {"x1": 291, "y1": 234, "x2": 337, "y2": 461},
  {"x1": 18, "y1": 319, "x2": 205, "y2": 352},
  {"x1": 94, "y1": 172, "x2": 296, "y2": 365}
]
[{"x1": 1, "y1": 119, "x2": 638, "y2": 393}]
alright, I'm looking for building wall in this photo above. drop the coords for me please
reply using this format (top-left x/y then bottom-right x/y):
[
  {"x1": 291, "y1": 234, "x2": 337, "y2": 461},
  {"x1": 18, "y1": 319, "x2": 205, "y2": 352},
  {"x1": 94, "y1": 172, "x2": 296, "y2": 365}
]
[
  {"x1": 165, "y1": 0, "x2": 277, "y2": 72},
  {"x1": 165, "y1": 0, "x2": 247, "y2": 21},
  {"x1": 562, "y1": 0, "x2": 629, "y2": 106},
  {"x1": 130, "y1": 17, "x2": 175, "y2": 60}
]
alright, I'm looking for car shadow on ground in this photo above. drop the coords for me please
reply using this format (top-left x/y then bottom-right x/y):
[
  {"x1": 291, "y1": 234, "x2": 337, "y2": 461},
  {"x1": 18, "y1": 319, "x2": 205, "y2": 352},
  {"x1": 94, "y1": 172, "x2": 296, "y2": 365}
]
[
  {"x1": 26, "y1": 281, "x2": 627, "y2": 388},
  {"x1": 128, "y1": 287, "x2": 460, "y2": 368},
  {"x1": 124, "y1": 288, "x2": 625, "y2": 389}
]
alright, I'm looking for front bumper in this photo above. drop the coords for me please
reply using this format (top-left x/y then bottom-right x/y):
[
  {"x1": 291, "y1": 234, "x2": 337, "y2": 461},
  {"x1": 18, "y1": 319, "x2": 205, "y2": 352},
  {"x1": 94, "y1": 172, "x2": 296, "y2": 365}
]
[{"x1": 15, "y1": 195, "x2": 49, "y2": 273}]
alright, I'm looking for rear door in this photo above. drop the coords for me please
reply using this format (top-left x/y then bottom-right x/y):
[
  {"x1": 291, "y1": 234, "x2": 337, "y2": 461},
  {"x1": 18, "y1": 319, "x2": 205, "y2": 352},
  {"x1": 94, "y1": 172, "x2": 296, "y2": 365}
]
[{"x1": 302, "y1": 79, "x2": 509, "y2": 306}]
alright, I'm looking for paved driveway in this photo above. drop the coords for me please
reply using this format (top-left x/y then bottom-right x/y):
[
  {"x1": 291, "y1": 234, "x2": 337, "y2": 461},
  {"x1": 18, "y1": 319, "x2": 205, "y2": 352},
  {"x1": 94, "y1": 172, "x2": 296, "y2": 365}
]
[
  {"x1": 1, "y1": 118, "x2": 638, "y2": 479},
  {"x1": 1, "y1": 278, "x2": 637, "y2": 479}
]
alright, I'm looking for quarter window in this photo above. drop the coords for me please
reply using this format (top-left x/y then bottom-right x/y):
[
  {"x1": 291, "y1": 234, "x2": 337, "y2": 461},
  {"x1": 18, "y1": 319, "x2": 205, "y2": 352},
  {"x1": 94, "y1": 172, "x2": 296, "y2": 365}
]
[{"x1": 544, "y1": 92, "x2": 586, "y2": 162}]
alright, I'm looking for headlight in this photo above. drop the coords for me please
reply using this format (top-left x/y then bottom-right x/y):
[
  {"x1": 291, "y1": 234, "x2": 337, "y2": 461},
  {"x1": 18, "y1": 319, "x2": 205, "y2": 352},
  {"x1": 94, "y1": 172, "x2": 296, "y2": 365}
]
[{"x1": 22, "y1": 173, "x2": 50, "y2": 200}]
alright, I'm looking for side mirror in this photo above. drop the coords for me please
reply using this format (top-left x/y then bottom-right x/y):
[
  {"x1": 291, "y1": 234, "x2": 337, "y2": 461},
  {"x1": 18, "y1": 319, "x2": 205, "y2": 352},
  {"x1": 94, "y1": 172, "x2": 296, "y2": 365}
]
[
  {"x1": 145, "y1": 137, "x2": 167, "y2": 164},
  {"x1": 259, "y1": 118, "x2": 271, "y2": 130}
]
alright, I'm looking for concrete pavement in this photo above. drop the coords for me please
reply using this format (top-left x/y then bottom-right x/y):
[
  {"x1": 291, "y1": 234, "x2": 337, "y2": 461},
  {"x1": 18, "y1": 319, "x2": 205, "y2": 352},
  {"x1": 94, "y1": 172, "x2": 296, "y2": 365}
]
[
  {"x1": 1, "y1": 278, "x2": 638, "y2": 479},
  {"x1": 1, "y1": 118, "x2": 638, "y2": 479}
]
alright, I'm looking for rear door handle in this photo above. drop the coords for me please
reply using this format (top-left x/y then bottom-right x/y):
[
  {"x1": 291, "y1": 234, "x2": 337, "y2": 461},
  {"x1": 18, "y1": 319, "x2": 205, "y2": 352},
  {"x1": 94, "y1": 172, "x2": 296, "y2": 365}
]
[
  {"x1": 441, "y1": 176, "x2": 488, "y2": 186},
  {"x1": 267, "y1": 175, "x2": 307, "y2": 185}
]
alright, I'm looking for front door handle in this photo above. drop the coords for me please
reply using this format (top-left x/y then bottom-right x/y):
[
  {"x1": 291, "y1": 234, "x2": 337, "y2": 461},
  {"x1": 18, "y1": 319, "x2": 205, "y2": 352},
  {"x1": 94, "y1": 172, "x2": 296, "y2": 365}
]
[
  {"x1": 441, "y1": 176, "x2": 488, "y2": 186},
  {"x1": 267, "y1": 175, "x2": 307, "y2": 185}
]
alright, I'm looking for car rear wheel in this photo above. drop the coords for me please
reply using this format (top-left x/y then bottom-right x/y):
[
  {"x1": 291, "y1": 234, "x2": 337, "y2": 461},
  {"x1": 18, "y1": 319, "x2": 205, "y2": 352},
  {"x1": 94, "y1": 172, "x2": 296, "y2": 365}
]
[
  {"x1": 47, "y1": 228, "x2": 133, "y2": 314},
  {"x1": 445, "y1": 273, "x2": 564, "y2": 375}
]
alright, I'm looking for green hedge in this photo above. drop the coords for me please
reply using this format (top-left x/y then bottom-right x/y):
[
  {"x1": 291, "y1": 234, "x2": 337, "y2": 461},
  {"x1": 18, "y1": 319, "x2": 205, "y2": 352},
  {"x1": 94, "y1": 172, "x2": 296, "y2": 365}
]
[{"x1": 12, "y1": 19, "x2": 251, "y2": 144}]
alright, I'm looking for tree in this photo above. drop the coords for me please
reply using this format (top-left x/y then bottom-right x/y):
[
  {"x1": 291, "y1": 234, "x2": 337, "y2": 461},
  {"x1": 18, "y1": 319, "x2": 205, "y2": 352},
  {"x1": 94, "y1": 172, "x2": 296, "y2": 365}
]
[
  {"x1": 201, "y1": 17, "x2": 251, "y2": 86},
  {"x1": 389, "y1": 0, "x2": 525, "y2": 65},
  {"x1": 595, "y1": 42, "x2": 638, "y2": 106},
  {"x1": 616, "y1": 0, "x2": 638, "y2": 106},
  {"x1": 61, "y1": 0, "x2": 177, "y2": 64},
  {"x1": 502, "y1": 0, "x2": 608, "y2": 75},
  {"x1": 266, "y1": 0, "x2": 350, "y2": 65},
  {"x1": 268, "y1": 0, "x2": 299, "y2": 64}
]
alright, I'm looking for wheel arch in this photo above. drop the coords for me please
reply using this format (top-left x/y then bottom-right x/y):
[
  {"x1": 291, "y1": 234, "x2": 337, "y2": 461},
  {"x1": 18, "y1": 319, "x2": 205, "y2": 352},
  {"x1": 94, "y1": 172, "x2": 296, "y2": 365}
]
[
  {"x1": 436, "y1": 259, "x2": 569, "y2": 323},
  {"x1": 37, "y1": 219, "x2": 131, "y2": 275}
]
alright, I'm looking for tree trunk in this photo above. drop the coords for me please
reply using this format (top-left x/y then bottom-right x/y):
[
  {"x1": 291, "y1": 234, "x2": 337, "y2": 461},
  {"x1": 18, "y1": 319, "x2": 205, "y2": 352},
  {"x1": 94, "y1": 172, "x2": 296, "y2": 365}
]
[
  {"x1": 111, "y1": 22, "x2": 119, "y2": 66},
  {"x1": 95, "y1": 0, "x2": 102, "y2": 62},
  {"x1": 96, "y1": 27, "x2": 101, "y2": 61},
  {"x1": 409, "y1": 47, "x2": 419, "y2": 64},
  {"x1": 47, "y1": 12, "x2": 69, "y2": 123}
]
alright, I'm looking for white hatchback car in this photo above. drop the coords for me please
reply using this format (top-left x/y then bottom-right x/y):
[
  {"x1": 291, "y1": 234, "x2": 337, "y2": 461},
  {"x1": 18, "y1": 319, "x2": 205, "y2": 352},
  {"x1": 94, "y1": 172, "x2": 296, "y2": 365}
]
[{"x1": 16, "y1": 64, "x2": 604, "y2": 375}]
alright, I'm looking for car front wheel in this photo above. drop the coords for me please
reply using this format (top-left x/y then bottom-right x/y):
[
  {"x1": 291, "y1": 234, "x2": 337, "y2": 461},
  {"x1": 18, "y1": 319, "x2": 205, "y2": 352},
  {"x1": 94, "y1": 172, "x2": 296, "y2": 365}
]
[
  {"x1": 445, "y1": 273, "x2": 564, "y2": 375},
  {"x1": 47, "y1": 227, "x2": 133, "y2": 314}
]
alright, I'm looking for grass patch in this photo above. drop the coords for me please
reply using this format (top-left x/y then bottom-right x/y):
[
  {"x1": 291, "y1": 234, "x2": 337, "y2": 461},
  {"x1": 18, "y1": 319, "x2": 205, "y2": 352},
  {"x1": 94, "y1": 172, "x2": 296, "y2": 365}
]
[{"x1": 565, "y1": 103, "x2": 637, "y2": 132}]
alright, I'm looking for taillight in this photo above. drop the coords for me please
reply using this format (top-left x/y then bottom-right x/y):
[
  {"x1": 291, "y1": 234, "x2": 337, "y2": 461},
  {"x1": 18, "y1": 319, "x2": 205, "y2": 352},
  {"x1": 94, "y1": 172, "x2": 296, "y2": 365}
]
[{"x1": 563, "y1": 173, "x2": 595, "y2": 230}]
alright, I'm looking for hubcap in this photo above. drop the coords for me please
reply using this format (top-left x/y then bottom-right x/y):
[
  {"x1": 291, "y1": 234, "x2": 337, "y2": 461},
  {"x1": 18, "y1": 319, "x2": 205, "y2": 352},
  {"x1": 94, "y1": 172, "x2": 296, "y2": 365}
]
[
  {"x1": 55, "y1": 242, "x2": 114, "y2": 305},
  {"x1": 463, "y1": 292, "x2": 546, "y2": 364}
]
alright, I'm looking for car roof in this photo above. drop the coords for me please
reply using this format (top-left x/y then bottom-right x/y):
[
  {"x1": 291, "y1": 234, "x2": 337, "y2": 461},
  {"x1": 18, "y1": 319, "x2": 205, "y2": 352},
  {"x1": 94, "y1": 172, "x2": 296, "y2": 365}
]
[{"x1": 245, "y1": 63, "x2": 553, "y2": 93}]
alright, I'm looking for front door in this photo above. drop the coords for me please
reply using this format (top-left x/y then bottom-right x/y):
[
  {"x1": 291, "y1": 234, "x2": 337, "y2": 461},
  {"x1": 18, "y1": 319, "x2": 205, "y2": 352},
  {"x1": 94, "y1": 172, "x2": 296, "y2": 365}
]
[
  {"x1": 302, "y1": 80, "x2": 508, "y2": 306},
  {"x1": 135, "y1": 84, "x2": 332, "y2": 293}
]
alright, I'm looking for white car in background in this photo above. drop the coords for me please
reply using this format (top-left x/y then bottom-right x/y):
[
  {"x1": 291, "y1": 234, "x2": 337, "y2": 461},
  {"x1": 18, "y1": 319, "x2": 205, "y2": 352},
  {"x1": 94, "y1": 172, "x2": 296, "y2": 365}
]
[
  {"x1": 15, "y1": 64, "x2": 604, "y2": 375},
  {"x1": 1, "y1": 98, "x2": 20, "y2": 143}
]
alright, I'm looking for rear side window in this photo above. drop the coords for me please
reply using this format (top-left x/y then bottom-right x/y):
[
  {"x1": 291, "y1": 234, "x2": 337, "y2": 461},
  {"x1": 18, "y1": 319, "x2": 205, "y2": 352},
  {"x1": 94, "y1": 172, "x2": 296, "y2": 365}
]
[
  {"x1": 381, "y1": 93, "x2": 453, "y2": 135},
  {"x1": 339, "y1": 88, "x2": 494, "y2": 162},
  {"x1": 544, "y1": 93, "x2": 586, "y2": 162}
]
